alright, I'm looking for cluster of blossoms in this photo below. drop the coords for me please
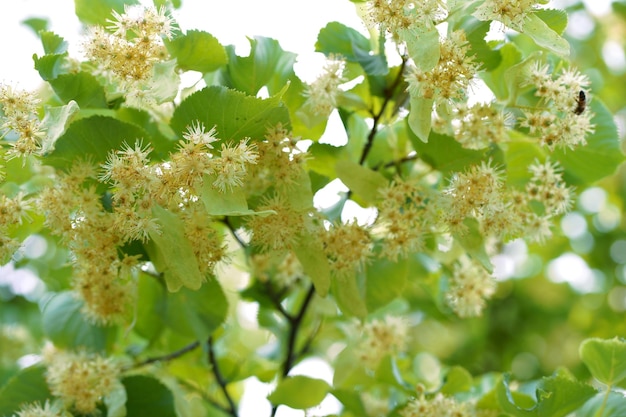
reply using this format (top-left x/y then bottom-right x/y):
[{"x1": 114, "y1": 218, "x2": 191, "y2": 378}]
[
  {"x1": 247, "y1": 194, "x2": 308, "y2": 252},
  {"x1": 406, "y1": 30, "x2": 480, "y2": 103},
  {"x1": 401, "y1": 393, "x2": 477, "y2": 417},
  {"x1": 323, "y1": 221, "x2": 374, "y2": 277},
  {"x1": 36, "y1": 122, "x2": 256, "y2": 323},
  {"x1": 366, "y1": 0, "x2": 447, "y2": 35},
  {"x1": 0, "y1": 192, "x2": 32, "y2": 263},
  {"x1": 304, "y1": 55, "x2": 346, "y2": 117},
  {"x1": 445, "y1": 256, "x2": 497, "y2": 318},
  {"x1": 43, "y1": 349, "x2": 120, "y2": 415},
  {"x1": 447, "y1": 103, "x2": 514, "y2": 149},
  {"x1": 354, "y1": 315, "x2": 409, "y2": 369},
  {"x1": 82, "y1": 5, "x2": 174, "y2": 107},
  {"x1": 0, "y1": 85, "x2": 45, "y2": 159},
  {"x1": 13, "y1": 401, "x2": 69, "y2": 417},
  {"x1": 250, "y1": 251, "x2": 304, "y2": 288},
  {"x1": 474, "y1": 0, "x2": 543, "y2": 31},
  {"x1": 520, "y1": 62, "x2": 594, "y2": 150}
]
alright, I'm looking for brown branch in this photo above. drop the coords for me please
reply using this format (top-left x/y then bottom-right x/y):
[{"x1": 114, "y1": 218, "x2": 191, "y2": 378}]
[
  {"x1": 208, "y1": 336, "x2": 238, "y2": 417},
  {"x1": 127, "y1": 341, "x2": 200, "y2": 370},
  {"x1": 223, "y1": 216, "x2": 248, "y2": 249}
]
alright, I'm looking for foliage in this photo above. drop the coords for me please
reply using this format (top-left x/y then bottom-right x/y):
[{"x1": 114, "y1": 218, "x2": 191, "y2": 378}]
[{"x1": 0, "y1": 0, "x2": 625, "y2": 416}]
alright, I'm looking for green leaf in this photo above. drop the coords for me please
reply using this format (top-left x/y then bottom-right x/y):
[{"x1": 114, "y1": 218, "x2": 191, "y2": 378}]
[
  {"x1": 33, "y1": 52, "x2": 68, "y2": 81},
  {"x1": 409, "y1": 130, "x2": 502, "y2": 175},
  {"x1": 535, "y1": 9, "x2": 568, "y2": 35},
  {"x1": 22, "y1": 18, "x2": 49, "y2": 36},
  {"x1": 365, "y1": 257, "x2": 408, "y2": 311},
  {"x1": 504, "y1": 135, "x2": 544, "y2": 187},
  {"x1": 293, "y1": 240, "x2": 331, "y2": 297},
  {"x1": 134, "y1": 272, "x2": 166, "y2": 341},
  {"x1": 0, "y1": 366, "x2": 52, "y2": 417},
  {"x1": 163, "y1": 279, "x2": 228, "y2": 340},
  {"x1": 480, "y1": 43, "x2": 523, "y2": 101},
  {"x1": 122, "y1": 375, "x2": 177, "y2": 417},
  {"x1": 334, "y1": 160, "x2": 388, "y2": 205},
  {"x1": 580, "y1": 337, "x2": 626, "y2": 386},
  {"x1": 49, "y1": 72, "x2": 107, "y2": 108},
  {"x1": 440, "y1": 366, "x2": 473, "y2": 395},
  {"x1": 553, "y1": 99, "x2": 623, "y2": 185},
  {"x1": 408, "y1": 96, "x2": 433, "y2": 143},
  {"x1": 496, "y1": 374, "x2": 538, "y2": 417},
  {"x1": 522, "y1": 13, "x2": 570, "y2": 56},
  {"x1": 401, "y1": 27, "x2": 440, "y2": 72},
  {"x1": 315, "y1": 22, "x2": 370, "y2": 62},
  {"x1": 535, "y1": 368, "x2": 596, "y2": 417},
  {"x1": 222, "y1": 37, "x2": 296, "y2": 95},
  {"x1": 40, "y1": 31, "x2": 67, "y2": 55},
  {"x1": 461, "y1": 17, "x2": 502, "y2": 71},
  {"x1": 577, "y1": 392, "x2": 626, "y2": 417},
  {"x1": 454, "y1": 218, "x2": 493, "y2": 273},
  {"x1": 333, "y1": 272, "x2": 367, "y2": 318},
  {"x1": 200, "y1": 175, "x2": 250, "y2": 216},
  {"x1": 74, "y1": 0, "x2": 139, "y2": 26},
  {"x1": 104, "y1": 381, "x2": 127, "y2": 417},
  {"x1": 40, "y1": 101, "x2": 81, "y2": 154},
  {"x1": 146, "y1": 205, "x2": 204, "y2": 292},
  {"x1": 150, "y1": 60, "x2": 180, "y2": 103},
  {"x1": 171, "y1": 86, "x2": 290, "y2": 142},
  {"x1": 268, "y1": 376, "x2": 330, "y2": 409},
  {"x1": 40, "y1": 291, "x2": 117, "y2": 352},
  {"x1": 166, "y1": 30, "x2": 228, "y2": 73},
  {"x1": 43, "y1": 116, "x2": 150, "y2": 170}
]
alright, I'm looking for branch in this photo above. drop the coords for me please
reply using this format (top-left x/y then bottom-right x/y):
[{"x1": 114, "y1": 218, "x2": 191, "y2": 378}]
[
  {"x1": 127, "y1": 341, "x2": 200, "y2": 370},
  {"x1": 223, "y1": 216, "x2": 248, "y2": 249},
  {"x1": 358, "y1": 55, "x2": 409, "y2": 166},
  {"x1": 282, "y1": 284, "x2": 316, "y2": 377},
  {"x1": 208, "y1": 336, "x2": 238, "y2": 417}
]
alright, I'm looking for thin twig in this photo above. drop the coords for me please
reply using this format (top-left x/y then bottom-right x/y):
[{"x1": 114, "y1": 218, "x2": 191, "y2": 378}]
[
  {"x1": 177, "y1": 378, "x2": 234, "y2": 414},
  {"x1": 264, "y1": 280, "x2": 295, "y2": 322},
  {"x1": 208, "y1": 336, "x2": 238, "y2": 417},
  {"x1": 127, "y1": 341, "x2": 200, "y2": 370},
  {"x1": 358, "y1": 55, "x2": 409, "y2": 166},
  {"x1": 282, "y1": 284, "x2": 316, "y2": 377},
  {"x1": 223, "y1": 217, "x2": 248, "y2": 249}
]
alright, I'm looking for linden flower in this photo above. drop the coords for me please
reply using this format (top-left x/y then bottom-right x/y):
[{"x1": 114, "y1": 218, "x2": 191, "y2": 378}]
[
  {"x1": 367, "y1": 0, "x2": 447, "y2": 35},
  {"x1": 451, "y1": 103, "x2": 514, "y2": 149},
  {"x1": 45, "y1": 351, "x2": 120, "y2": 415},
  {"x1": 354, "y1": 316, "x2": 409, "y2": 369},
  {"x1": 305, "y1": 55, "x2": 346, "y2": 116},
  {"x1": 14, "y1": 401, "x2": 68, "y2": 417},
  {"x1": 323, "y1": 221, "x2": 373, "y2": 276},
  {"x1": 445, "y1": 257, "x2": 496, "y2": 318},
  {"x1": 401, "y1": 393, "x2": 476, "y2": 417},
  {"x1": 183, "y1": 121, "x2": 219, "y2": 149},
  {"x1": 474, "y1": 0, "x2": 543, "y2": 31}
]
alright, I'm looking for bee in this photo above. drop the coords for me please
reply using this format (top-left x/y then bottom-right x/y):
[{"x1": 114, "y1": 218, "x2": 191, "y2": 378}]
[{"x1": 574, "y1": 90, "x2": 586, "y2": 115}]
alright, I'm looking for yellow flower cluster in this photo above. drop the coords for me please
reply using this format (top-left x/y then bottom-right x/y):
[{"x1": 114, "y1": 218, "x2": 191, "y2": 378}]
[
  {"x1": 0, "y1": 85, "x2": 45, "y2": 159},
  {"x1": 367, "y1": 0, "x2": 447, "y2": 35},
  {"x1": 83, "y1": 5, "x2": 174, "y2": 106},
  {"x1": 401, "y1": 393, "x2": 476, "y2": 417},
  {"x1": 449, "y1": 103, "x2": 513, "y2": 149},
  {"x1": 323, "y1": 221, "x2": 373, "y2": 277},
  {"x1": 474, "y1": 0, "x2": 542, "y2": 31},
  {"x1": 406, "y1": 31, "x2": 479, "y2": 102},
  {"x1": 445, "y1": 256, "x2": 496, "y2": 318},
  {"x1": 521, "y1": 63, "x2": 594, "y2": 150},
  {"x1": 45, "y1": 350, "x2": 120, "y2": 415},
  {"x1": 305, "y1": 56, "x2": 346, "y2": 117},
  {"x1": 354, "y1": 315, "x2": 408, "y2": 369},
  {"x1": 0, "y1": 192, "x2": 32, "y2": 262},
  {"x1": 14, "y1": 401, "x2": 68, "y2": 417}
]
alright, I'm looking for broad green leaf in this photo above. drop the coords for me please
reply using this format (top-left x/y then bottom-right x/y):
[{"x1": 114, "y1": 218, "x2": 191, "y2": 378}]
[
  {"x1": 293, "y1": 240, "x2": 331, "y2": 297},
  {"x1": 170, "y1": 86, "x2": 290, "y2": 142},
  {"x1": 580, "y1": 337, "x2": 626, "y2": 386},
  {"x1": 334, "y1": 160, "x2": 387, "y2": 205},
  {"x1": 535, "y1": 368, "x2": 596, "y2": 417},
  {"x1": 33, "y1": 53, "x2": 68, "y2": 81},
  {"x1": 122, "y1": 375, "x2": 177, "y2": 417},
  {"x1": 365, "y1": 257, "x2": 408, "y2": 311},
  {"x1": 331, "y1": 389, "x2": 367, "y2": 415},
  {"x1": 0, "y1": 366, "x2": 52, "y2": 417},
  {"x1": 147, "y1": 205, "x2": 204, "y2": 292},
  {"x1": 522, "y1": 13, "x2": 570, "y2": 56},
  {"x1": 577, "y1": 392, "x2": 626, "y2": 417},
  {"x1": 49, "y1": 72, "x2": 107, "y2": 108},
  {"x1": 40, "y1": 291, "x2": 117, "y2": 352},
  {"x1": 40, "y1": 31, "x2": 67, "y2": 55},
  {"x1": 315, "y1": 22, "x2": 370, "y2": 62},
  {"x1": 221, "y1": 37, "x2": 295, "y2": 95},
  {"x1": 134, "y1": 271, "x2": 166, "y2": 341},
  {"x1": 166, "y1": 30, "x2": 228, "y2": 73},
  {"x1": 461, "y1": 17, "x2": 502, "y2": 71},
  {"x1": 352, "y1": 40, "x2": 388, "y2": 76},
  {"x1": 454, "y1": 218, "x2": 493, "y2": 273},
  {"x1": 104, "y1": 381, "x2": 127, "y2": 417},
  {"x1": 401, "y1": 27, "x2": 440, "y2": 72},
  {"x1": 376, "y1": 355, "x2": 410, "y2": 389},
  {"x1": 480, "y1": 43, "x2": 522, "y2": 101},
  {"x1": 268, "y1": 376, "x2": 330, "y2": 409},
  {"x1": 163, "y1": 279, "x2": 228, "y2": 340},
  {"x1": 43, "y1": 116, "x2": 149, "y2": 170},
  {"x1": 22, "y1": 18, "x2": 49, "y2": 36},
  {"x1": 441, "y1": 366, "x2": 473, "y2": 395},
  {"x1": 200, "y1": 174, "x2": 250, "y2": 216},
  {"x1": 553, "y1": 100, "x2": 623, "y2": 185},
  {"x1": 412, "y1": 352, "x2": 442, "y2": 390},
  {"x1": 333, "y1": 272, "x2": 367, "y2": 318},
  {"x1": 496, "y1": 374, "x2": 539, "y2": 417},
  {"x1": 150, "y1": 60, "x2": 180, "y2": 103},
  {"x1": 504, "y1": 134, "x2": 544, "y2": 187},
  {"x1": 74, "y1": 0, "x2": 139, "y2": 26},
  {"x1": 285, "y1": 167, "x2": 315, "y2": 210},
  {"x1": 408, "y1": 96, "x2": 433, "y2": 143},
  {"x1": 40, "y1": 101, "x2": 81, "y2": 154},
  {"x1": 535, "y1": 9, "x2": 568, "y2": 35},
  {"x1": 409, "y1": 130, "x2": 502, "y2": 175},
  {"x1": 308, "y1": 143, "x2": 346, "y2": 178}
]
